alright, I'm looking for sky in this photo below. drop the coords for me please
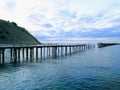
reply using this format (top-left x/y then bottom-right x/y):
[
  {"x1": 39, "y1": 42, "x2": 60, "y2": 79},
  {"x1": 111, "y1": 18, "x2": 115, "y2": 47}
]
[{"x1": 0, "y1": 0, "x2": 120, "y2": 43}]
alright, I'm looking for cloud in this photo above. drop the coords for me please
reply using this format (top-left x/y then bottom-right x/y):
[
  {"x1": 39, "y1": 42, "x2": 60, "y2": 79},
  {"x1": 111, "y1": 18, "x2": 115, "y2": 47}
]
[
  {"x1": 43, "y1": 23, "x2": 53, "y2": 28},
  {"x1": 0, "y1": 0, "x2": 120, "y2": 42},
  {"x1": 58, "y1": 9, "x2": 77, "y2": 18},
  {"x1": 1, "y1": 0, "x2": 16, "y2": 11}
]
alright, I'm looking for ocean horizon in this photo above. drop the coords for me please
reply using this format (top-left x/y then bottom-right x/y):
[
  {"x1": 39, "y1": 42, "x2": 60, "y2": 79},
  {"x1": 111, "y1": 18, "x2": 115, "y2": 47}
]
[{"x1": 0, "y1": 45, "x2": 120, "y2": 90}]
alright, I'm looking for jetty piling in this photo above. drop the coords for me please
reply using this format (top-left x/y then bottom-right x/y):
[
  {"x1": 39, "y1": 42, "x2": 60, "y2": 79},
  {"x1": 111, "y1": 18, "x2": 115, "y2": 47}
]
[{"x1": 0, "y1": 43, "x2": 94, "y2": 65}]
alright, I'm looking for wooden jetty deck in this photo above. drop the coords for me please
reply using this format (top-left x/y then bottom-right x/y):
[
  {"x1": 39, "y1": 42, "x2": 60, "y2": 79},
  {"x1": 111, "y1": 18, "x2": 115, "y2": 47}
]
[{"x1": 0, "y1": 43, "x2": 95, "y2": 65}]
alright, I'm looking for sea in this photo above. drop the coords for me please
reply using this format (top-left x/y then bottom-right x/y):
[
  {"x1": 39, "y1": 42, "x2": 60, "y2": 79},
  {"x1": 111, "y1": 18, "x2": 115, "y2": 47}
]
[{"x1": 0, "y1": 45, "x2": 120, "y2": 90}]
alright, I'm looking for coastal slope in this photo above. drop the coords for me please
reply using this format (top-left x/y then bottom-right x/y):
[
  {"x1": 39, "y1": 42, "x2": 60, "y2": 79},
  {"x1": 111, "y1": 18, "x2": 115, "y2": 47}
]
[{"x1": 0, "y1": 19, "x2": 40, "y2": 44}]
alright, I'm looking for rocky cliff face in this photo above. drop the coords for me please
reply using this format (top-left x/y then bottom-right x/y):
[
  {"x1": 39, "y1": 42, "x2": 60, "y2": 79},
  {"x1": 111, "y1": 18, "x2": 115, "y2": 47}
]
[{"x1": 0, "y1": 19, "x2": 40, "y2": 44}]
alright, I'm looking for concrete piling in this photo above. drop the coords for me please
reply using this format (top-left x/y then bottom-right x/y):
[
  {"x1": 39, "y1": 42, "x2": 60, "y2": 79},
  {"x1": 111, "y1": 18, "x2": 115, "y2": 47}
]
[{"x1": 0, "y1": 43, "x2": 94, "y2": 65}]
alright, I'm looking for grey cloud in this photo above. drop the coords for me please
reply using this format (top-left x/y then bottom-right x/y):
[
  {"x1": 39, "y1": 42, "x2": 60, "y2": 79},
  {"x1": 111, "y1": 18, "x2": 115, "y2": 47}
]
[
  {"x1": 57, "y1": 9, "x2": 77, "y2": 18},
  {"x1": 29, "y1": 14, "x2": 46, "y2": 23},
  {"x1": 4, "y1": 0, "x2": 16, "y2": 10},
  {"x1": 43, "y1": 23, "x2": 53, "y2": 28}
]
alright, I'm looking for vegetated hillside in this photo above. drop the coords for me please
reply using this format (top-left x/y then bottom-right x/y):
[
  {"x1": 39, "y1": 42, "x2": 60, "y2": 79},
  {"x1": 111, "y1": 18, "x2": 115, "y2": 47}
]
[{"x1": 0, "y1": 19, "x2": 40, "y2": 44}]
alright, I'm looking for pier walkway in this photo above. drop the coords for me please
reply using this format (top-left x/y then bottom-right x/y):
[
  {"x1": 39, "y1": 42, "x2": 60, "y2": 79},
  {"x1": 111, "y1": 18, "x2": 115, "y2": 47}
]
[{"x1": 0, "y1": 43, "x2": 94, "y2": 65}]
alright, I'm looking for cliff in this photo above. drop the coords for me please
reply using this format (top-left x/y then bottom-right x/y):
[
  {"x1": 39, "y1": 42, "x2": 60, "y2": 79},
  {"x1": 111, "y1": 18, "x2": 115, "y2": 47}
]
[{"x1": 0, "y1": 19, "x2": 40, "y2": 44}]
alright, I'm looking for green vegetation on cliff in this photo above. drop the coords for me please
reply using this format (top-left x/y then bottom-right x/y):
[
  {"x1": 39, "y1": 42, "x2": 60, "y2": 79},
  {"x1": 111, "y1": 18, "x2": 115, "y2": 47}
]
[{"x1": 0, "y1": 19, "x2": 40, "y2": 44}]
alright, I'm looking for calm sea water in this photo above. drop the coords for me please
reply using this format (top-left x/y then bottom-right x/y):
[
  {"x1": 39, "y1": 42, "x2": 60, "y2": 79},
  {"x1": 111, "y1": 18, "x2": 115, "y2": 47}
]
[{"x1": 0, "y1": 45, "x2": 120, "y2": 90}]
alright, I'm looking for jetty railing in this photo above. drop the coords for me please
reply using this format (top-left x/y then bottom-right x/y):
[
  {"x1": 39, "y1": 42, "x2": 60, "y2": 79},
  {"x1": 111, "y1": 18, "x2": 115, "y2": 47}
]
[{"x1": 0, "y1": 43, "x2": 95, "y2": 65}]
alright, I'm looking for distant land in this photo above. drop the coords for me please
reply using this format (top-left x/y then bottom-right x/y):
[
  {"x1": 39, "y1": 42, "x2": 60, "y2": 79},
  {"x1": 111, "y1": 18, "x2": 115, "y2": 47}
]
[{"x1": 0, "y1": 19, "x2": 40, "y2": 44}]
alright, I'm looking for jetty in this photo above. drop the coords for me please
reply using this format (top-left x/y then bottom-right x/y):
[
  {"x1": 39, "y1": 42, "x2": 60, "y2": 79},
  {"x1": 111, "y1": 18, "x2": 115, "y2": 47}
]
[{"x1": 0, "y1": 43, "x2": 94, "y2": 65}]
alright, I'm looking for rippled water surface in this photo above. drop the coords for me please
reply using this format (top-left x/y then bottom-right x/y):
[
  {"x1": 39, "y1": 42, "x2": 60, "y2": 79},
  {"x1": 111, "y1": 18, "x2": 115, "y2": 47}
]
[{"x1": 0, "y1": 45, "x2": 120, "y2": 90}]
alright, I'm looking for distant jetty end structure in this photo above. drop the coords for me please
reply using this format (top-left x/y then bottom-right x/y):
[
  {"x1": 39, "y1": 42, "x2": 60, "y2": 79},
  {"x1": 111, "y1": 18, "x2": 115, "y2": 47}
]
[{"x1": 97, "y1": 43, "x2": 119, "y2": 48}]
